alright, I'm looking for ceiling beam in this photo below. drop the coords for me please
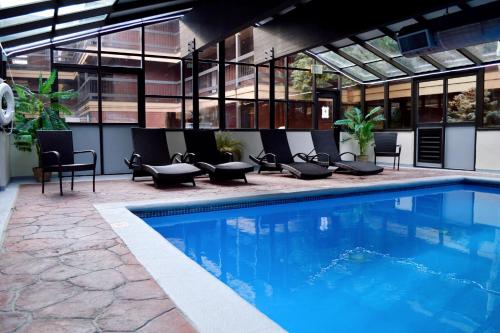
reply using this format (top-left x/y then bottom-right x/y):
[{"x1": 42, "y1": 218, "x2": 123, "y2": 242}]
[
  {"x1": 325, "y1": 44, "x2": 386, "y2": 81},
  {"x1": 253, "y1": 0, "x2": 465, "y2": 64},
  {"x1": 350, "y1": 36, "x2": 414, "y2": 76}
]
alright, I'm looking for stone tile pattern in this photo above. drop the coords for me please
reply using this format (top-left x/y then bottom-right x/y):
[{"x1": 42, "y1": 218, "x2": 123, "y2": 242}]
[{"x1": 0, "y1": 169, "x2": 493, "y2": 332}]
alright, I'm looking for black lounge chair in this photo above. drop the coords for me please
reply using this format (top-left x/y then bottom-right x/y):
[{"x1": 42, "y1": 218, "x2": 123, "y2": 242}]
[
  {"x1": 374, "y1": 132, "x2": 401, "y2": 170},
  {"x1": 250, "y1": 130, "x2": 332, "y2": 180},
  {"x1": 37, "y1": 130, "x2": 97, "y2": 196},
  {"x1": 124, "y1": 128, "x2": 203, "y2": 187},
  {"x1": 308, "y1": 130, "x2": 383, "y2": 175},
  {"x1": 183, "y1": 130, "x2": 254, "y2": 183}
]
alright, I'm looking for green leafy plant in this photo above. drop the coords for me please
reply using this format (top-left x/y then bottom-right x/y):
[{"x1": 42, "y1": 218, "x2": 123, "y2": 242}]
[
  {"x1": 334, "y1": 106, "x2": 385, "y2": 156},
  {"x1": 215, "y1": 131, "x2": 244, "y2": 161},
  {"x1": 13, "y1": 70, "x2": 77, "y2": 159}
]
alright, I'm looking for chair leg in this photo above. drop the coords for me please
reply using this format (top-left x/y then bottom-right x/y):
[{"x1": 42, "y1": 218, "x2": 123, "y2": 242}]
[
  {"x1": 374, "y1": 155, "x2": 377, "y2": 165},
  {"x1": 393, "y1": 156, "x2": 396, "y2": 170},
  {"x1": 243, "y1": 174, "x2": 248, "y2": 184},
  {"x1": 41, "y1": 170, "x2": 45, "y2": 194},
  {"x1": 92, "y1": 168, "x2": 96, "y2": 192},
  {"x1": 192, "y1": 179, "x2": 196, "y2": 187},
  {"x1": 397, "y1": 155, "x2": 401, "y2": 171},
  {"x1": 257, "y1": 166, "x2": 262, "y2": 174},
  {"x1": 59, "y1": 171, "x2": 63, "y2": 196},
  {"x1": 71, "y1": 171, "x2": 74, "y2": 191}
]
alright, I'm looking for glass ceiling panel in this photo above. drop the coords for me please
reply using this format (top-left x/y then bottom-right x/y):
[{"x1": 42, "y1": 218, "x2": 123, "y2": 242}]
[
  {"x1": 343, "y1": 66, "x2": 379, "y2": 81},
  {"x1": 428, "y1": 50, "x2": 474, "y2": 68},
  {"x1": 394, "y1": 56, "x2": 437, "y2": 73},
  {"x1": 56, "y1": 15, "x2": 106, "y2": 30},
  {"x1": 0, "y1": 9, "x2": 53, "y2": 29},
  {"x1": 0, "y1": 0, "x2": 48, "y2": 9},
  {"x1": 367, "y1": 60, "x2": 406, "y2": 77},
  {"x1": 0, "y1": 26, "x2": 51, "y2": 42},
  {"x1": 58, "y1": 0, "x2": 114, "y2": 16},
  {"x1": 317, "y1": 51, "x2": 354, "y2": 68},
  {"x1": 340, "y1": 44, "x2": 381, "y2": 63},
  {"x1": 366, "y1": 36, "x2": 401, "y2": 58},
  {"x1": 465, "y1": 42, "x2": 500, "y2": 63}
]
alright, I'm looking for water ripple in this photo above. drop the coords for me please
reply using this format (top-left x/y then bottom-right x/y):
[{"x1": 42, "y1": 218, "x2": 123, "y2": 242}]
[{"x1": 307, "y1": 247, "x2": 500, "y2": 296}]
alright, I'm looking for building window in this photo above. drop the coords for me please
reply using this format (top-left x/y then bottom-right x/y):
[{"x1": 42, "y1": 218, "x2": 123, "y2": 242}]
[
  {"x1": 258, "y1": 66, "x2": 270, "y2": 100},
  {"x1": 418, "y1": 80, "x2": 444, "y2": 123},
  {"x1": 484, "y1": 66, "x2": 500, "y2": 127},
  {"x1": 7, "y1": 49, "x2": 51, "y2": 91},
  {"x1": 199, "y1": 61, "x2": 218, "y2": 98},
  {"x1": 447, "y1": 75, "x2": 476, "y2": 123},
  {"x1": 388, "y1": 81, "x2": 412, "y2": 129},
  {"x1": 275, "y1": 68, "x2": 286, "y2": 100}
]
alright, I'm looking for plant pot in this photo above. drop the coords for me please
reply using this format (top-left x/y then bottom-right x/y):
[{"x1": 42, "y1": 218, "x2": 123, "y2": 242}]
[
  {"x1": 357, "y1": 154, "x2": 369, "y2": 162},
  {"x1": 33, "y1": 167, "x2": 51, "y2": 183}
]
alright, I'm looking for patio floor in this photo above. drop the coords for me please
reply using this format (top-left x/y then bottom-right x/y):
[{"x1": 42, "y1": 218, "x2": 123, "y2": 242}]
[{"x1": 1, "y1": 168, "x2": 498, "y2": 333}]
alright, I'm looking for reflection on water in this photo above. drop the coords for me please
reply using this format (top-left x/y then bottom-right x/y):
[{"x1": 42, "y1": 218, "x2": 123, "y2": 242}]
[{"x1": 146, "y1": 184, "x2": 500, "y2": 333}]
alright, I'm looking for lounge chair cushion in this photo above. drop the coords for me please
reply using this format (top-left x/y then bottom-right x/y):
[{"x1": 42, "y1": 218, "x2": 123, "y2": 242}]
[
  {"x1": 196, "y1": 161, "x2": 254, "y2": 175},
  {"x1": 335, "y1": 161, "x2": 383, "y2": 175},
  {"x1": 143, "y1": 163, "x2": 203, "y2": 180},
  {"x1": 281, "y1": 162, "x2": 332, "y2": 179}
]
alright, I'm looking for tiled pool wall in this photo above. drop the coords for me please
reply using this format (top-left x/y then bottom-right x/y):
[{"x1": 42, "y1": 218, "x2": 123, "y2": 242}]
[{"x1": 131, "y1": 176, "x2": 500, "y2": 219}]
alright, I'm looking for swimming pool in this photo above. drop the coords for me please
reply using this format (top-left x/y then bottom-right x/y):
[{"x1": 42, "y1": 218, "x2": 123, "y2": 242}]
[{"x1": 139, "y1": 182, "x2": 500, "y2": 332}]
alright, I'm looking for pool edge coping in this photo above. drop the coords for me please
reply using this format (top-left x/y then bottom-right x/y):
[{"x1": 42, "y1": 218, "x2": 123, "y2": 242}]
[{"x1": 94, "y1": 175, "x2": 500, "y2": 333}]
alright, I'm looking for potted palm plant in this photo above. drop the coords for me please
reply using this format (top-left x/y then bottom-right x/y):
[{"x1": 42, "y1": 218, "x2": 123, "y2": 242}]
[
  {"x1": 334, "y1": 107, "x2": 385, "y2": 162},
  {"x1": 13, "y1": 70, "x2": 77, "y2": 182},
  {"x1": 215, "y1": 131, "x2": 244, "y2": 161}
]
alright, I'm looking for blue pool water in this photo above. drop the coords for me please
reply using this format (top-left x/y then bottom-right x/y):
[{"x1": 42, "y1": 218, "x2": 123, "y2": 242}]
[{"x1": 142, "y1": 183, "x2": 500, "y2": 332}]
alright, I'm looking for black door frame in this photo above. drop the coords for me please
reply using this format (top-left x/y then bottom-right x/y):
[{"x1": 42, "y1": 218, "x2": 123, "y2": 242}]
[{"x1": 315, "y1": 88, "x2": 341, "y2": 148}]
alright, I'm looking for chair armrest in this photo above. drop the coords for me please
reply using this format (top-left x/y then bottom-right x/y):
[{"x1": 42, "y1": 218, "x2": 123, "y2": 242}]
[
  {"x1": 74, "y1": 150, "x2": 97, "y2": 165},
  {"x1": 223, "y1": 151, "x2": 234, "y2": 162},
  {"x1": 308, "y1": 152, "x2": 330, "y2": 166},
  {"x1": 292, "y1": 152, "x2": 310, "y2": 162},
  {"x1": 258, "y1": 153, "x2": 277, "y2": 164},
  {"x1": 170, "y1": 152, "x2": 184, "y2": 164},
  {"x1": 40, "y1": 151, "x2": 61, "y2": 167},
  {"x1": 124, "y1": 153, "x2": 141, "y2": 169},
  {"x1": 397, "y1": 144, "x2": 402, "y2": 154},
  {"x1": 183, "y1": 153, "x2": 196, "y2": 164},
  {"x1": 339, "y1": 151, "x2": 357, "y2": 161}
]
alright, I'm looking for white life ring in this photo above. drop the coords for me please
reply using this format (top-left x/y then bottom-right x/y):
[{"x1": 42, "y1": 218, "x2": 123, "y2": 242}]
[{"x1": 0, "y1": 80, "x2": 15, "y2": 125}]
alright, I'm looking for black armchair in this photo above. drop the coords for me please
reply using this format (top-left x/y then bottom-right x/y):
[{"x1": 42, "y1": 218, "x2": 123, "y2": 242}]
[
  {"x1": 374, "y1": 132, "x2": 401, "y2": 170},
  {"x1": 37, "y1": 130, "x2": 97, "y2": 196}
]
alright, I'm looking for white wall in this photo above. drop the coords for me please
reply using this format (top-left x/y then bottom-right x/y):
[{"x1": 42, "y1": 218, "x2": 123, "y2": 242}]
[
  {"x1": 476, "y1": 131, "x2": 500, "y2": 171},
  {"x1": 9, "y1": 141, "x2": 38, "y2": 178},
  {"x1": 0, "y1": 132, "x2": 11, "y2": 188}
]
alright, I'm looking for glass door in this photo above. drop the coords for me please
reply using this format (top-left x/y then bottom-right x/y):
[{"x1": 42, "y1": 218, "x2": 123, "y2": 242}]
[{"x1": 316, "y1": 90, "x2": 340, "y2": 145}]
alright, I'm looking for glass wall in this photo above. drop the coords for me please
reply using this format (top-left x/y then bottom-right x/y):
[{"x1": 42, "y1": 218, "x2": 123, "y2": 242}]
[
  {"x1": 418, "y1": 80, "x2": 444, "y2": 123},
  {"x1": 447, "y1": 75, "x2": 476, "y2": 123},
  {"x1": 484, "y1": 66, "x2": 500, "y2": 127},
  {"x1": 365, "y1": 84, "x2": 385, "y2": 129},
  {"x1": 341, "y1": 77, "x2": 361, "y2": 117},
  {"x1": 388, "y1": 81, "x2": 412, "y2": 129}
]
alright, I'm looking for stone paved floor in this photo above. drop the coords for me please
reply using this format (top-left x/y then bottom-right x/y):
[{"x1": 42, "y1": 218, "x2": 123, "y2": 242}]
[{"x1": 1, "y1": 168, "x2": 499, "y2": 333}]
